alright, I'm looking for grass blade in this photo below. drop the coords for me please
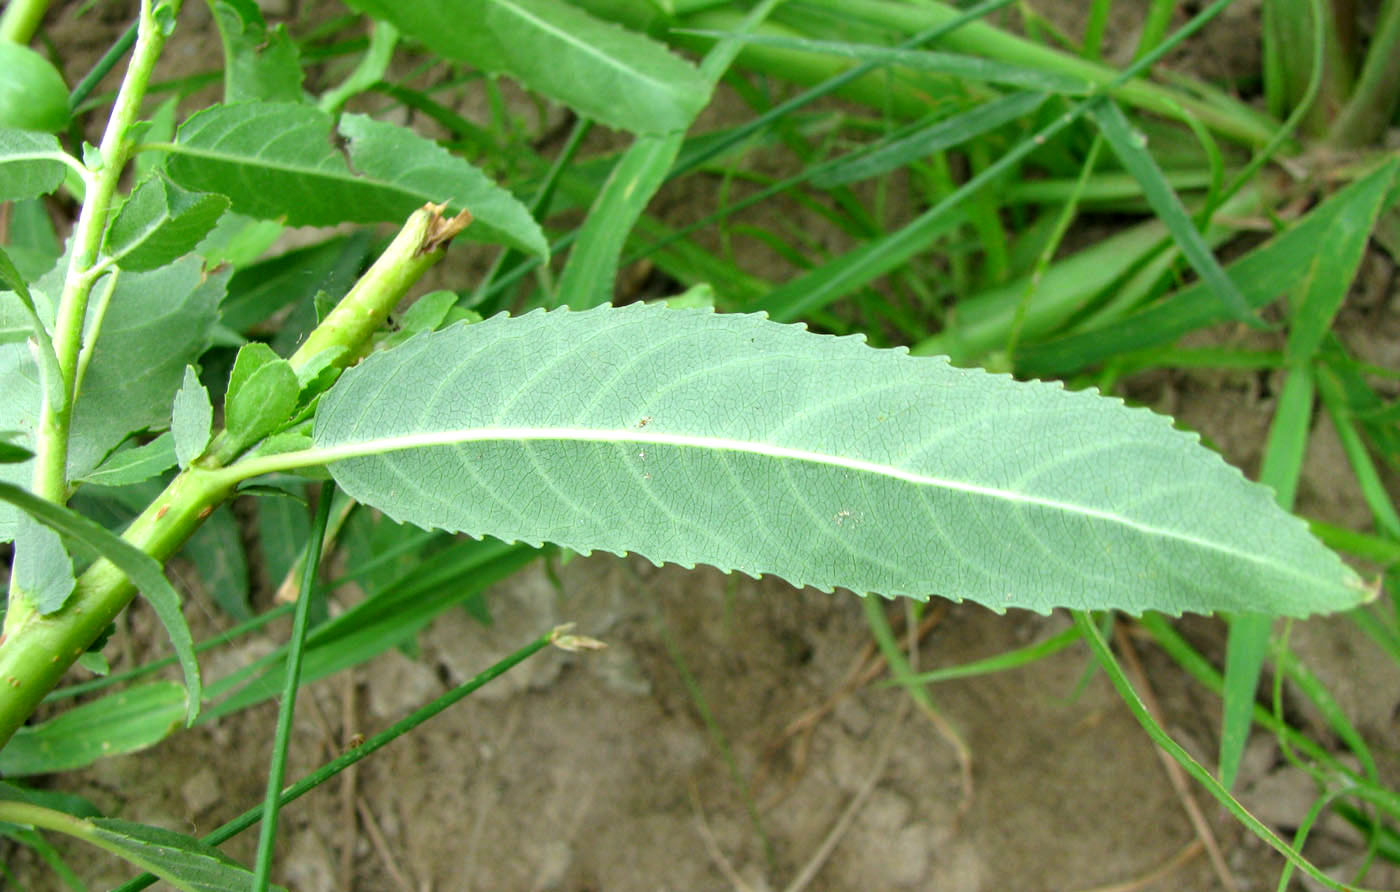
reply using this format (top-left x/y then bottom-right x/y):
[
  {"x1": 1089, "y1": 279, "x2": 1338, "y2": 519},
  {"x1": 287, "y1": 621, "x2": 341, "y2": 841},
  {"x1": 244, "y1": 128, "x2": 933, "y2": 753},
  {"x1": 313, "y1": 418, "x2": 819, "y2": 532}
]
[
  {"x1": 250, "y1": 483, "x2": 334, "y2": 892},
  {"x1": 1088, "y1": 98, "x2": 1262, "y2": 328}
]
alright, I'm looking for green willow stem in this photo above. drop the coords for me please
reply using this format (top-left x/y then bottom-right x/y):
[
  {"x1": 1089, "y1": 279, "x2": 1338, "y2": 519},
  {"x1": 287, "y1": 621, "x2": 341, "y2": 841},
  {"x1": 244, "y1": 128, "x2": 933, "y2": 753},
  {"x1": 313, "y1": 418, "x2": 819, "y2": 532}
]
[
  {"x1": 28, "y1": 0, "x2": 178, "y2": 513},
  {"x1": 0, "y1": 0, "x2": 49, "y2": 43},
  {"x1": 109, "y1": 627, "x2": 560, "y2": 892},
  {"x1": 0, "y1": 204, "x2": 471, "y2": 751},
  {"x1": 251, "y1": 483, "x2": 334, "y2": 891}
]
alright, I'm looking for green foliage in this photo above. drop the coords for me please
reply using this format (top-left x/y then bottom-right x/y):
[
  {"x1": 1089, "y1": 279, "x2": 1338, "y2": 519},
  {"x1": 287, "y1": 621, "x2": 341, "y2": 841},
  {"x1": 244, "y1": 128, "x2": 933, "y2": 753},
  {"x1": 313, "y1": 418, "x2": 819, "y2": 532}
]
[
  {"x1": 171, "y1": 365, "x2": 212, "y2": 468},
  {"x1": 104, "y1": 175, "x2": 230, "y2": 272},
  {"x1": 344, "y1": 0, "x2": 710, "y2": 134},
  {"x1": 1, "y1": 0, "x2": 1397, "y2": 887},
  {"x1": 0, "y1": 682, "x2": 186, "y2": 776},
  {"x1": 165, "y1": 103, "x2": 547, "y2": 255},
  {"x1": 0, "y1": 42, "x2": 69, "y2": 133},
  {"x1": 0, "y1": 128, "x2": 67, "y2": 201}
]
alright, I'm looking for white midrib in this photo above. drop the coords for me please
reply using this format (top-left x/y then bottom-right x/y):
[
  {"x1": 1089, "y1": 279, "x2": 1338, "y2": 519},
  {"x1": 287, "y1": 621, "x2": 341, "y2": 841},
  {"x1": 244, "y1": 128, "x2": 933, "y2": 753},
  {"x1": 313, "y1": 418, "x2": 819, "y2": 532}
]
[{"x1": 230, "y1": 424, "x2": 1316, "y2": 581}]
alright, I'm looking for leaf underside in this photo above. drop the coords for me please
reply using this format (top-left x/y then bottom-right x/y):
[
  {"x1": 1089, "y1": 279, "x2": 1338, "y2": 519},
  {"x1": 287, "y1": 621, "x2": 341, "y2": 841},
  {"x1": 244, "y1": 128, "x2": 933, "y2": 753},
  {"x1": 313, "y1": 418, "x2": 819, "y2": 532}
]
[{"x1": 313, "y1": 304, "x2": 1365, "y2": 618}]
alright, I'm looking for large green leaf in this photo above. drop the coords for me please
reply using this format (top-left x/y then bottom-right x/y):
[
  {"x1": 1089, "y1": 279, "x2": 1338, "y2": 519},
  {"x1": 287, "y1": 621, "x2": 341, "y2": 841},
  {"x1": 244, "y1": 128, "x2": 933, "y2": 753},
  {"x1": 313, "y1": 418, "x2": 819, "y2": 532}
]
[
  {"x1": 343, "y1": 0, "x2": 708, "y2": 135},
  {"x1": 164, "y1": 103, "x2": 546, "y2": 256},
  {"x1": 306, "y1": 304, "x2": 1366, "y2": 618}
]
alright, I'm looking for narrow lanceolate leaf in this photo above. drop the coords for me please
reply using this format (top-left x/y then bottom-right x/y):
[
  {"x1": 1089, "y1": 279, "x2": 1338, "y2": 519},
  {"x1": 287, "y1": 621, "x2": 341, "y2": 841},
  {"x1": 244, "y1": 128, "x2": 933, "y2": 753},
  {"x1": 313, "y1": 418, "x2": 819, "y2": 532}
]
[
  {"x1": 0, "y1": 128, "x2": 67, "y2": 201},
  {"x1": 104, "y1": 175, "x2": 230, "y2": 271},
  {"x1": 87, "y1": 819, "x2": 286, "y2": 892},
  {"x1": 343, "y1": 0, "x2": 709, "y2": 135},
  {"x1": 310, "y1": 305, "x2": 1367, "y2": 618},
  {"x1": 0, "y1": 682, "x2": 186, "y2": 775},
  {"x1": 164, "y1": 103, "x2": 546, "y2": 256}
]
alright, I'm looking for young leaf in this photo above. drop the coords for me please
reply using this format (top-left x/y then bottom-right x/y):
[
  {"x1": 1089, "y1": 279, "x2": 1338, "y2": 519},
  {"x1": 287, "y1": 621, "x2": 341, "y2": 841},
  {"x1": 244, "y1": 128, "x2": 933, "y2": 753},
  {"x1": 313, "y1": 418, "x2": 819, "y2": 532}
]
[
  {"x1": 0, "y1": 682, "x2": 186, "y2": 776},
  {"x1": 88, "y1": 818, "x2": 286, "y2": 892},
  {"x1": 12, "y1": 514, "x2": 75, "y2": 615},
  {"x1": 165, "y1": 103, "x2": 547, "y2": 256},
  {"x1": 343, "y1": 0, "x2": 709, "y2": 135},
  {"x1": 225, "y1": 343, "x2": 298, "y2": 447},
  {"x1": 104, "y1": 175, "x2": 230, "y2": 271},
  {"x1": 0, "y1": 483, "x2": 201, "y2": 725},
  {"x1": 72, "y1": 433, "x2": 177, "y2": 487},
  {"x1": 171, "y1": 365, "x2": 213, "y2": 468},
  {"x1": 211, "y1": 0, "x2": 305, "y2": 104},
  {"x1": 0, "y1": 128, "x2": 67, "y2": 201},
  {"x1": 306, "y1": 305, "x2": 1367, "y2": 619}
]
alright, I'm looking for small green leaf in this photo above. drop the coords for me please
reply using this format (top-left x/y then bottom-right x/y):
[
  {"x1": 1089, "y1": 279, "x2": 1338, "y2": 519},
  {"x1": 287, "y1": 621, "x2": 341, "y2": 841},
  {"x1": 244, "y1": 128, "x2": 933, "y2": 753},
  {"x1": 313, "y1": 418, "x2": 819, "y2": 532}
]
[
  {"x1": 89, "y1": 818, "x2": 285, "y2": 892},
  {"x1": 73, "y1": 433, "x2": 177, "y2": 487},
  {"x1": 171, "y1": 365, "x2": 213, "y2": 468},
  {"x1": 212, "y1": 0, "x2": 305, "y2": 104},
  {"x1": 343, "y1": 0, "x2": 709, "y2": 134},
  {"x1": 0, "y1": 682, "x2": 186, "y2": 775},
  {"x1": 378, "y1": 291, "x2": 458, "y2": 350},
  {"x1": 76, "y1": 651, "x2": 110, "y2": 676},
  {"x1": 226, "y1": 343, "x2": 298, "y2": 446},
  {"x1": 0, "y1": 128, "x2": 67, "y2": 201},
  {"x1": 104, "y1": 175, "x2": 230, "y2": 271},
  {"x1": 0, "y1": 483, "x2": 201, "y2": 725},
  {"x1": 12, "y1": 514, "x2": 75, "y2": 615}
]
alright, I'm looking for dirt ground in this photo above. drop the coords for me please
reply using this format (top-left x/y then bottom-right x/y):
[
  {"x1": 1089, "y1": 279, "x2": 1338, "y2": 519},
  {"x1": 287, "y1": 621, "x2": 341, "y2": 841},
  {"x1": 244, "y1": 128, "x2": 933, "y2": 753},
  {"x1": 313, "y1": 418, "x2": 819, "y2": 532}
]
[{"x1": 6, "y1": 1, "x2": 1400, "y2": 890}]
